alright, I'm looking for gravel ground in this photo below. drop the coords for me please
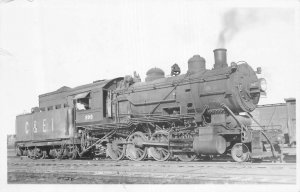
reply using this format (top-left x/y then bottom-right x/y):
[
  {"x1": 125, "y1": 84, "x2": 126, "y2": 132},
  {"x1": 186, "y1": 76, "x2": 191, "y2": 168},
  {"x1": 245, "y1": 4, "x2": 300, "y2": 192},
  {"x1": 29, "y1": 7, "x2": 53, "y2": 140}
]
[{"x1": 8, "y1": 172, "x2": 239, "y2": 184}]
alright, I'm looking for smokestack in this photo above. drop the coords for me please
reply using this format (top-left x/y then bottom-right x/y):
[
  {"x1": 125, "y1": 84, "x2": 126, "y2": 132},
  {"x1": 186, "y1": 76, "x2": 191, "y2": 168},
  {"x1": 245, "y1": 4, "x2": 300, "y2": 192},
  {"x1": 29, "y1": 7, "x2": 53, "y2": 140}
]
[{"x1": 213, "y1": 48, "x2": 228, "y2": 69}]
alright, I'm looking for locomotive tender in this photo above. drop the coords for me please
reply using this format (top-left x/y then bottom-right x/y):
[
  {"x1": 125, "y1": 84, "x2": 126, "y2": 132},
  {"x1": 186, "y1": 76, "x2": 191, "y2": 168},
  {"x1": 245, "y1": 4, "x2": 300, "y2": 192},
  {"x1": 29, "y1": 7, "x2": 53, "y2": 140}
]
[{"x1": 15, "y1": 49, "x2": 280, "y2": 162}]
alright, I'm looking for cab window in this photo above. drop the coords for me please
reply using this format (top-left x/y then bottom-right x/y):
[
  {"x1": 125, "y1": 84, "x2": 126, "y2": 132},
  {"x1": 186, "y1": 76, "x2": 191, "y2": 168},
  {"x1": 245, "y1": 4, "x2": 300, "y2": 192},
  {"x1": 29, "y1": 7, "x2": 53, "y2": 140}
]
[{"x1": 74, "y1": 92, "x2": 91, "y2": 110}]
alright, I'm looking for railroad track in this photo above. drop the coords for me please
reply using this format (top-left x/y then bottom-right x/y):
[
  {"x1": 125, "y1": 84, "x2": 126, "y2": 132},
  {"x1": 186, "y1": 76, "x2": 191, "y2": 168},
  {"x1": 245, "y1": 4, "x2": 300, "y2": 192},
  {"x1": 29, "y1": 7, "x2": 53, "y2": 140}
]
[{"x1": 8, "y1": 157, "x2": 296, "y2": 184}]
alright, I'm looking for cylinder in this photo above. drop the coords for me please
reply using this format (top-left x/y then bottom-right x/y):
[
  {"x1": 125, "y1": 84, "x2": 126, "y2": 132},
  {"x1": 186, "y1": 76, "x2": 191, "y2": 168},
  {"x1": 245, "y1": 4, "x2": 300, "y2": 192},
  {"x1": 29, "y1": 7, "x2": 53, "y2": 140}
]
[
  {"x1": 193, "y1": 135, "x2": 227, "y2": 155},
  {"x1": 213, "y1": 48, "x2": 228, "y2": 69}
]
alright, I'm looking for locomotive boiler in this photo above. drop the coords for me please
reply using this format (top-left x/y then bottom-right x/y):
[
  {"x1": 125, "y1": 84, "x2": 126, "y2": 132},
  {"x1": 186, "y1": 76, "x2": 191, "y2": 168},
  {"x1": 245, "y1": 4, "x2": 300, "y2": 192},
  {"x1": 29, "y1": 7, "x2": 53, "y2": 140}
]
[{"x1": 15, "y1": 49, "x2": 281, "y2": 162}]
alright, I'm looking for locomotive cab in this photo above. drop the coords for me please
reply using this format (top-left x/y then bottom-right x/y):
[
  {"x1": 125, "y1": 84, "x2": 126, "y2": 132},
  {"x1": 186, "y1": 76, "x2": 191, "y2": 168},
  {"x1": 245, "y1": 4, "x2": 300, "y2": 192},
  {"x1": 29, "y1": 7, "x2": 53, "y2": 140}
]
[{"x1": 67, "y1": 77, "x2": 124, "y2": 126}]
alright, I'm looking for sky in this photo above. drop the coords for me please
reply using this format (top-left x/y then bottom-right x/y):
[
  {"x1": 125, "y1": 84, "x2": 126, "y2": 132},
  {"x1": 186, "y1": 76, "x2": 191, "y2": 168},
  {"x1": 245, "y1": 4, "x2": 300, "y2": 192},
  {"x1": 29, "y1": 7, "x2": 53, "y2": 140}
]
[{"x1": 0, "y1": 0, "x2": 299, "y2": 136}]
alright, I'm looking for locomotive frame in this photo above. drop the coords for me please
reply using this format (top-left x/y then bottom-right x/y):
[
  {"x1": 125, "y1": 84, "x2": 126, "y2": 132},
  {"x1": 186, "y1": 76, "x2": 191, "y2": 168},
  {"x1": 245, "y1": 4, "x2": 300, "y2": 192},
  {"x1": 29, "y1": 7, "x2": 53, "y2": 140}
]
[{"x1": 15, "y1": 49, "x2": 283, "y2": 162}]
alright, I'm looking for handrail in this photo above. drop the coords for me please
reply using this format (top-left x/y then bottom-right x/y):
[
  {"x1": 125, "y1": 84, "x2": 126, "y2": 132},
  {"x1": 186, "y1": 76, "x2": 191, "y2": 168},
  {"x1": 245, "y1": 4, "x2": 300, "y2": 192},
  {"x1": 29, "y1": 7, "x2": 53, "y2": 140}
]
[{"x1": 221, "y1": 104, "x2": 276, "y2": 160}]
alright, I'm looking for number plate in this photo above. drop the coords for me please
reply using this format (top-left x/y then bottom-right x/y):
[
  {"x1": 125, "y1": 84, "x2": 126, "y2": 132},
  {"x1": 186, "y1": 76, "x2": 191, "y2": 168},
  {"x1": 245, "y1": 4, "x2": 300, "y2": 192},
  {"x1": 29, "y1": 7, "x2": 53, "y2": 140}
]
[{"x1": 85, "y1": 114, "x2": 94, "y2": 120}]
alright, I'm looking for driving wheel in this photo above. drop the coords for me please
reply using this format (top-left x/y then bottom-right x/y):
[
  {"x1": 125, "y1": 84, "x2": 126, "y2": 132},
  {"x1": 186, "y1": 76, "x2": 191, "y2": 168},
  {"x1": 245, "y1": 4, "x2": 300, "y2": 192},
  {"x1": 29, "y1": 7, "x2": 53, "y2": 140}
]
[
  {"x1": 148, "y1": 131, "x2": 171, "y2": 161},
  {"x1": 126, "y1": 132, "x2": 148, "y2": 161}
]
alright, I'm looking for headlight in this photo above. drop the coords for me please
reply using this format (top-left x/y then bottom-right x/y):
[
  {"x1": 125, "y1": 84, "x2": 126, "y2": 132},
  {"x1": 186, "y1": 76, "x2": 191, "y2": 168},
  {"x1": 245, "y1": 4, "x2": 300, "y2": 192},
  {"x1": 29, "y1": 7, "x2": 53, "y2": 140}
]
[{"x1": 259, "y1": 78, "x2": 267, "y2": 92}]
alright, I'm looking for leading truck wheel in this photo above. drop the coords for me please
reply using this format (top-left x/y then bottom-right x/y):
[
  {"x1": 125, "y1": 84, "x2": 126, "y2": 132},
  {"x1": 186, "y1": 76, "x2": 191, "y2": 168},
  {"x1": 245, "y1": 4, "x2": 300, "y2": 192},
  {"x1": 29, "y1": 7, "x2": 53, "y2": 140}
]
[
  {"x1": 126, "y1": 132, "x2": 148, "y2": 161},
  {"x1": 231, "y1": 143, "x2": 250, "y2": 162}
]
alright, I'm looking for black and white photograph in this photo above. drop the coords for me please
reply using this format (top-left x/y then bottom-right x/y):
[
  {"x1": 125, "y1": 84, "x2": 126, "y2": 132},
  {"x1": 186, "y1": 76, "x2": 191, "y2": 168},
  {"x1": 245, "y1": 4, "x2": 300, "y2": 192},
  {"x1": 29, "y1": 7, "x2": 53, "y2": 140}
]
[{"x1": 1, "y1": 0, "x2": 299, "y2": 191}]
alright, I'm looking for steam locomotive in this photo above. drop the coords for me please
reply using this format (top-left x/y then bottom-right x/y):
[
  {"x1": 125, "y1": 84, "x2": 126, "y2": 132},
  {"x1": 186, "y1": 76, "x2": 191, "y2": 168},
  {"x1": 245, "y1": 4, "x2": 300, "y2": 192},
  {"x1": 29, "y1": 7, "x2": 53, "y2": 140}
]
[{"x1": 15, "y1": 49, "x2": 281, "y2": 162}]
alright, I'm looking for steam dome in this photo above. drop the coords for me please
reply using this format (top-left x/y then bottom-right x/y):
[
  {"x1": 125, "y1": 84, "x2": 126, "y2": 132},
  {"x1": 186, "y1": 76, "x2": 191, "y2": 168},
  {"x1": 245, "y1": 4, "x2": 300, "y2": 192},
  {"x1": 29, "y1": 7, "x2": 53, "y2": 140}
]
[{"x1": 145, "y1": 67, "x2": 165, "y2": 82}]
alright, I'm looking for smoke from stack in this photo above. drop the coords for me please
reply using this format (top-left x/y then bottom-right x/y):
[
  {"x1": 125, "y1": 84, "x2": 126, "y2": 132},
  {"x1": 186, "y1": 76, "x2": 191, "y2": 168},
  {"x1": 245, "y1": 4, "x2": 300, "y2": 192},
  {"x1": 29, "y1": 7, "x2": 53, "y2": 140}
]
[
  {"x1": 217, "y1": 8, "x2": 293, "y2": 48},
  {"x1": 217, "y1": 9, "x2": 258, "y2": 48},
  {"x1": 217, "y1": 9, "x2": 237, "y2": 48}
]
